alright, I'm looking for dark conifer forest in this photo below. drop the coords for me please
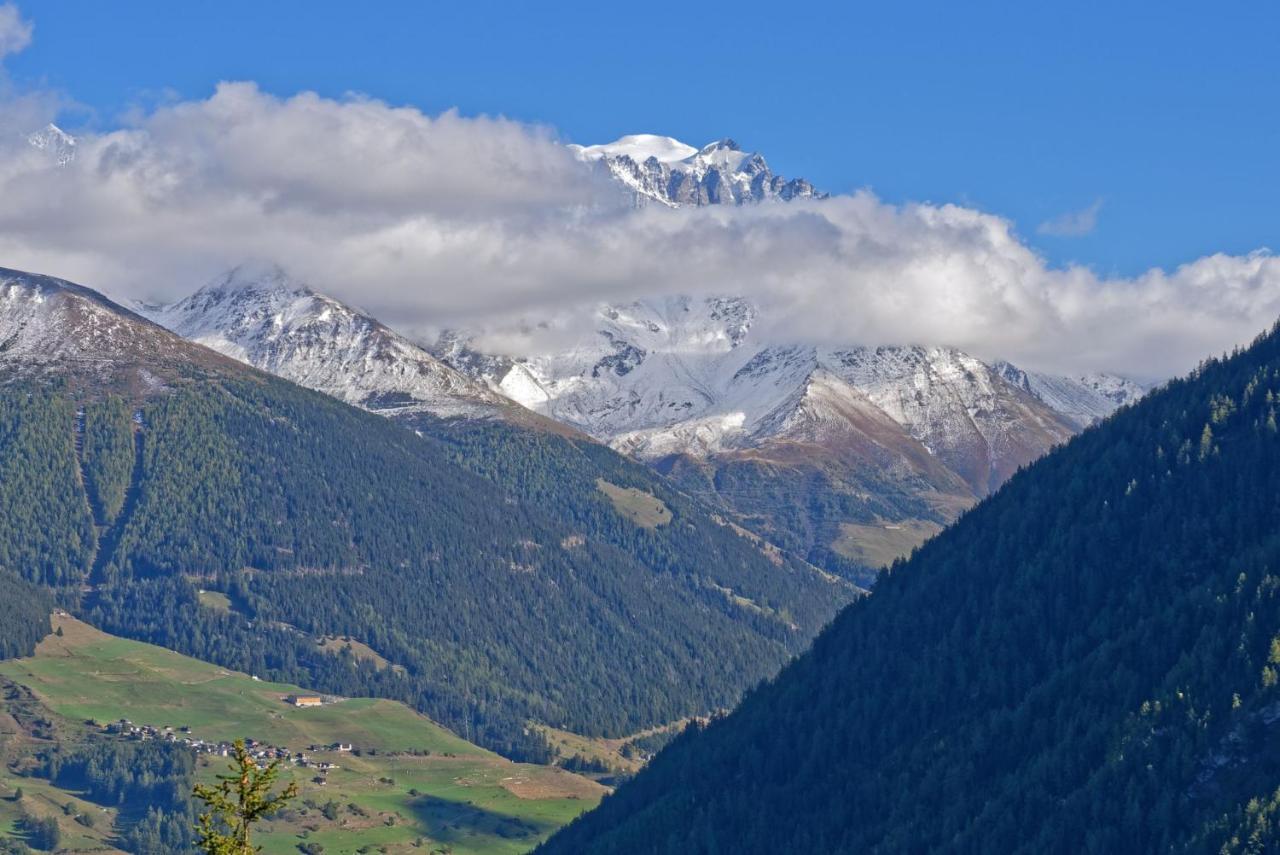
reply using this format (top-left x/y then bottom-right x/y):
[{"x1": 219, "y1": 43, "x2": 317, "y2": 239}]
[
  {"x1": 538, "y1": 325, "x2": 1280, "y2": 853},
  {"x1": 42, "y1": 741, "x2": 197, "y2": 854},
  {"x1": 0, "y1": 365, "x2": 850, "y2": 760},
  {"x1": 0, "y1": 573, "x2": 51, "y2": 660}
]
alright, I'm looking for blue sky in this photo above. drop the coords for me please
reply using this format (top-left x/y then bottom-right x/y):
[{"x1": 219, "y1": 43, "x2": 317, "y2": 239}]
[
  {"x1": 12, "y1": 0, "x2": 1278, "y2": 277},
  {"x1": 2, "y1": 0, "x2": 1279, "y2": 380}
]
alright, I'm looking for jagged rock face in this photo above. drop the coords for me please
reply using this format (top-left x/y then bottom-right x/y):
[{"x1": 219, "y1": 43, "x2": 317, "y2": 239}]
[
  {"x1": 139, "y1": 265, "x2": 516, "y2": 421},
  {"x1": 570, "y1": 135, "x2": 826, "y2": 208}
]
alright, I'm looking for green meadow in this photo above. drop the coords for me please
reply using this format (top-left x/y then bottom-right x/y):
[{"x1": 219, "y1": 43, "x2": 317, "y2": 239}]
[{"x1": 0, "y1": 615, "x2": 603, "y2": 854}]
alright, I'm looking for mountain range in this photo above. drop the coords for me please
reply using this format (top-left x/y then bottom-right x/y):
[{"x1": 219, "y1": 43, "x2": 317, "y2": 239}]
[
  {"x1": 0, "y1": 265, "x2": 850, "y2": 763},
  {"x1": 125, "y1": 264, "x2": 1143, "y2": 581},
  {"x1": 142, "y1": 263, "x2": 522, "y2": 423},
  {"x1": 4, "y1": 120, "x2": 1273, "y2": 855},
  {"x1": 436, "y1": 297, "x2": 1144, "y2": 571}
]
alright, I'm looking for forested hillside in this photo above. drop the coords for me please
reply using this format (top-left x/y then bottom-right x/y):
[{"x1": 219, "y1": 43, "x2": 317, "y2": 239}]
[
  {"x1": 41, "y1": 740, "x2": 197, "y2": 854},
  {"x1": 0, "y1": 390, "x2": 95, "y2": 586},
  {"x1": 0, "y1": 268, "x2": 852, "y2": 761},
  {"x1": 539, "y1": 323, "x2": 1280, "y2": 853},
  {"x1": 0, "y1": 573, "x2": 51, "y2": 661}
]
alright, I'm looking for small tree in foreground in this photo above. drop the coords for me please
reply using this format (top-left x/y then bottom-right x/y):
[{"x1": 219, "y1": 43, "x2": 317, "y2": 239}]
[{"x1": 194, "y1": 738, "x2": 298, "y2": 854}]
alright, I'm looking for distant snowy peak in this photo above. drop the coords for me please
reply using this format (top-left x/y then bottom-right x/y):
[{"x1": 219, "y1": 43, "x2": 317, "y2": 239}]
[
  {"x1": 571, "y1": 134, "x2": 826, "y2": 207},
  {"x1": 438, "y1": 296, "x2": 1144, "y2": 495},
  {"x1": 27, "y1": 123, "x2": 77, "y2": 166},
  {"x1": 143, "y1": 265, "x2": 514, "y2": 420},
  {"x1": 1077, "y1": 372, "x2": 1148, "y2": 407},
  {"x1": 572, "y1": 134, "x2": 698, "y2": 164},
  {"x1": 993, "y1": 361, "x2": 1147, "y2": 430},
  {"x1": 24, "y1": 125, "x2": 822, "y2": 207}
]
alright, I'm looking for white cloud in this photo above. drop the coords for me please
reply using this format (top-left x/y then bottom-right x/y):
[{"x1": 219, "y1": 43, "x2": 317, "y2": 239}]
[
  {"x1": 1037, "y1": 198, "x2": 1103, "y2": 238},
  {"x1": 0, "y1": 3, "x2": 31, "y2": 60},
  {"x1": 0, "y1": 79, "x2": 1276, "y2": 380}
]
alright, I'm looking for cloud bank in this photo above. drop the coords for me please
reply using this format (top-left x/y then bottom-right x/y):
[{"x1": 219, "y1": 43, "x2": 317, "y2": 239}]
[{"x1": 0, "y1": 20, "x2": 1276, "y2": 379}]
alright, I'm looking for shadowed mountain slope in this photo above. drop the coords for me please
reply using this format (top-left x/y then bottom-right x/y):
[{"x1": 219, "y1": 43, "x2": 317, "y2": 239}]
[{"x1": 539, "y1": 322, "x2": 1280, "y2": 853}]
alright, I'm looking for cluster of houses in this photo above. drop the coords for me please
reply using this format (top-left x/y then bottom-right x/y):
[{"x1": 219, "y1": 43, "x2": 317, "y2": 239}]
[{"x1": 102, "y1": 718, "x2": 354, "y2": 781}]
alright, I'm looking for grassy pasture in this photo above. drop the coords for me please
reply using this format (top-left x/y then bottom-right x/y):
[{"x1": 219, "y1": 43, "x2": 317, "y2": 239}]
[
  {"x1": 315, "y1": 635, "x2": 404, "y2": 674},
  {"x1": 0, "y1": 614, "x2": 603, "y2": 854},
  {"x1": 535, "y1": 720, "x2": 690, "y2": 776},
  {"x1": 0, "y1": 772, "x2": 124, "y2": 853},
  {"x1": 195, "y1": 588, "x2": 233, "y2": 613},
  {"x1": 833, "y1": 518, "x2": 943, "y2": 568},
  {"x1": 595, "y1": 479, "x2": 672, "y2": 529}
]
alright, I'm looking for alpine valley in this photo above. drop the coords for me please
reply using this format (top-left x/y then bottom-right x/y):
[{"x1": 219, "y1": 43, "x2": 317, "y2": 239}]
[
  {"x1": 1, "y1": 123, "x2": 1233, "y2": 855},
  {"x1": 0, "y1": 266, "x2": 850, "y2": 764}
]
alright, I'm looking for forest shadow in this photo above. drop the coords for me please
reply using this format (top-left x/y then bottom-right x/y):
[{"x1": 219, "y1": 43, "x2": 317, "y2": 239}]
[{"x1": 408, "y1": 793, "x2": 551, "y2": 847}]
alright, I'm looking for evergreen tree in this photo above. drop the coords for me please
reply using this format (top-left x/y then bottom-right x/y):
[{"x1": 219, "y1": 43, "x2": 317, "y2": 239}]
[{"x1": 194, "y1": 740, "x2": 298, "y2": 855}]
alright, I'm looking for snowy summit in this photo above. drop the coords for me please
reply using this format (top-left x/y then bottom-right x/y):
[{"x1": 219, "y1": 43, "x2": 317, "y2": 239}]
[
  {"x1": 570, "y1": 134, "x2": 826, "y2": 207},
  {"x1": 140, "y1": 264, "x2": 515, "y2": 421}
]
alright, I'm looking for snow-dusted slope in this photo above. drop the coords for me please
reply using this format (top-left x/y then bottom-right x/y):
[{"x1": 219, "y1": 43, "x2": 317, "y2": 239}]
[
  {"x1": 0, "y1": 267, "x2": 216, "y2": 391},
  {"x1": 434, "y1": 296, "x2": 1145, "y2": 571},
  {"x1": 571, "y1": 135, "x2": 826, "y2": 207},
  {"x1": 126, "y1": 260, "x2": 1141, "y2": 574},
  {"x1": 433, "y1": 297, "x2": 1145, "y2": 572},
  {"x1": 141, "y1": 265, "x2": 515, "y2": 420},
  {"x1": 993, "y1": 361, "x2": 1146, "y2": 430},
  {"x1": 436, "y1": 298, "x2": 1120, "y2": 493}
]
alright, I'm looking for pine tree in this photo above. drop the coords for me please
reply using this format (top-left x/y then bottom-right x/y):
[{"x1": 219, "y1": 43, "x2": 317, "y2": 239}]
[{"x1": 193, "y1": 739, "x2": 297, "y2": 854}]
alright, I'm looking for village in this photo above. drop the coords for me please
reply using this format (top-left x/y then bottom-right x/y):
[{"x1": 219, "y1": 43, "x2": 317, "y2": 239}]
[{"x1": 99, "y1": 693, "x2": 355, "y2": 784}]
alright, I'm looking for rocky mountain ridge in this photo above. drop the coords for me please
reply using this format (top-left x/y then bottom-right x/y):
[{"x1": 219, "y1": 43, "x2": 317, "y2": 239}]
[
  {"x1": 570, "y1": 134, "x2": 826, "y2": 207},
  {"x1": 140, "y1": 264, "x2": 519, "y2": 421}
]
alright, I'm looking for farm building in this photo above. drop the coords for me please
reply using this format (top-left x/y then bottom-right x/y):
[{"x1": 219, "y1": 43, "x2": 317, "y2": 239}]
[{"x1": 286, "y1": 694, "x2": 323, "y2": 707}]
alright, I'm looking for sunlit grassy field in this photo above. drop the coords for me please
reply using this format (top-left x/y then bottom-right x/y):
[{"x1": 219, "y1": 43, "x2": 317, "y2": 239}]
[{"x1": 0, "y1": 615, "x2": 603, "y2": 854}]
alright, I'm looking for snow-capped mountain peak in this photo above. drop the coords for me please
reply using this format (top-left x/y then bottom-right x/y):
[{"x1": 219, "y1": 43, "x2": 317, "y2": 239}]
[
  {"x1": 694, "y1": 138, "x2": 751, "y2": 171},
  {"x1": 572, "y1": 133, "x2": 826, "y2": 207},
  {"x1": 200, "y1": 261, "x2": 298, "y2": 295},
  {"x1": 141, "y1": 265, "x2": 515, "y2": 420},
  {"x1": 437, "y1": 297, "x2": 1142, "y2": 497},
  {"x1": 27, "y1": 123, "x2": 77, "y2": 166},
  {"x1": 570, "y1": 134, "x2": 699, "y2": 165}
]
